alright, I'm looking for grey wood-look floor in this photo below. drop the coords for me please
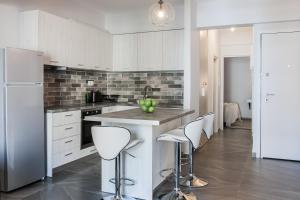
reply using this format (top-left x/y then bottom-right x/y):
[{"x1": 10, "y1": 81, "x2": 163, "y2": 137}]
[{"x1": 1, "y1": 127, "x2": 300, "y2": 200}]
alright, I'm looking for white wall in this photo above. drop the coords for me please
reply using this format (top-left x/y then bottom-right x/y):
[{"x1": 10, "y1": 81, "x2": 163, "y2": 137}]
[
  {"x1": 199, "y1": 31, "x2": 208, "y2": 115},
  {"x1": 0, "y1": 1, "x2": 106, "y2": 30},
  {"x1": 183, "y1": 0, "x2": 200, "y2": 121},
  {"x1": 43, "y1": 7, "x2": 106, "y2": 30},
  {"x1": 224, "y1": 57, "x2": 252, "y2": 118},
  {"x1": 197, "y1": 0, "x2": 300, "y2": 28},
  {"x1": 0, "y1": 5, "x2": 19, "y2": 48},
  {"x1": 206, "y1": 29, "x2": 221, "y2": 132},
  {"x1": 105, "y1": 4, "x2": 184, "y2": 34}
]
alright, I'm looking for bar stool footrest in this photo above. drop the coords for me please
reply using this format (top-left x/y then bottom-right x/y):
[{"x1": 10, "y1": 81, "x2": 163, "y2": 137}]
[
  {"x1": 109, "y1": 177, "x2": 136, "y2": 186},
  {"x1": 159, "y1": 168, "x2": 175, "y2": 178}
]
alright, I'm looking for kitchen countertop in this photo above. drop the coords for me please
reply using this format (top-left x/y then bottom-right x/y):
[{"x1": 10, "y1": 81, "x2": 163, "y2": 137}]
[
  {"x1": 45, "y1": 102, "x2": 183, "y2": 113},
  {"x1": 85, "y1": 108, "x2": 194, "y2": 126}
]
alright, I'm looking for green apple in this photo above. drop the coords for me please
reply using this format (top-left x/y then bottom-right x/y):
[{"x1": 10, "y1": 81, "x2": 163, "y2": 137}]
[
  {"x1": 151, "y1": 100, "x2": 157, "y2": 107},
  {"x1": 141, "y1": 105, "x2": 148, "y2": 112},
  {"x1": 139, "y1": 99, "x2": 145, "y2": 106},
  {"x1": 148, "y1": 106, "x2": 155, "y2": 113},
  {"x1": 145, "y1": 99, "x2": 152, "y2": 107}
]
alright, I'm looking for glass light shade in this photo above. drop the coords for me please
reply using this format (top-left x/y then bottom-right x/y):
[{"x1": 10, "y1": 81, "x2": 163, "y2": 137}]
[{"x1": 149, "y1": 1, "x2": 175, "y2": 26}]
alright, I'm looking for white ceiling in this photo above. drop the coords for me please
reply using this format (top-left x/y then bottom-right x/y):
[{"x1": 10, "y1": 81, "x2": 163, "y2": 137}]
[
  {"x1": 0, "y1": 0, "x2": 183, "y2": 29},
  {"x1": 0, "y1": 0, "x2": 183, "y2": 15}
]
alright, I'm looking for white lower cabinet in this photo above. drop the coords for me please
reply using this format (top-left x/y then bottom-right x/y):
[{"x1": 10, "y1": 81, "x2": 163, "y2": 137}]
[
  {"x1": 46, "y1": 110, "x2": 97, "y2": 177},
  {"x1": 52, "y1": 135, "x2": 80, "y2": 168},
  {"x1": 46, "y1": 106, "x2": 138, "y2": 177}
]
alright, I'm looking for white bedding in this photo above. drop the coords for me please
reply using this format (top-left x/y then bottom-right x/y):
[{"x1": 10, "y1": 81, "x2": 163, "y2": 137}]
[{"x1": 224, "y1": 103, "x2": 242, "y2": 127}]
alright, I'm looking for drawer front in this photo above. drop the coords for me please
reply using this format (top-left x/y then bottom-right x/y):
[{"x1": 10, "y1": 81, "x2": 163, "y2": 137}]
[
  {"x1": 53, "y1": 123, "x2": 81, "y2": 141},
  {"x1": 53, "y1": 150, "x2": 77, "y2": 168},
  {"x1": 53, "y1": 135, "x2": 80, "y2": 155},
  {"x1": 53, "y1": 111, "x2": 81, "y2": 126}
]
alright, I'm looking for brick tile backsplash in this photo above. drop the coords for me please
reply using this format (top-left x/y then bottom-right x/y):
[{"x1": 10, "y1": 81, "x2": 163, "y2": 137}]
[
  {"x1": 106, "y1": 71, "x2": 184, "y2": 105},
  {"x1": 44, "y1": 67, "x2": 107, "y2": 106},
  {"x1": 44, "y1": 67, "x2": 184, "y2": 107}
]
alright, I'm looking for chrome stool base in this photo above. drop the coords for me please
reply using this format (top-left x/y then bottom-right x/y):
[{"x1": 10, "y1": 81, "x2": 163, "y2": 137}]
[
  {"x1": 159, "y1": 190, "x2": 196, "y2": 200},
  {"x1": 180, "y1": 175, "x2": 208, "y2": 188},
  {"x1": 101, "y1": 195, "x2": 137, "y2": 200}
]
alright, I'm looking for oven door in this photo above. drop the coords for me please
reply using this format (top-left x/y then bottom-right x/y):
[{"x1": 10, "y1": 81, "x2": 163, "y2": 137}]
[{"x1": 81, "y1": 120, "x2": 101, "y2": 149}]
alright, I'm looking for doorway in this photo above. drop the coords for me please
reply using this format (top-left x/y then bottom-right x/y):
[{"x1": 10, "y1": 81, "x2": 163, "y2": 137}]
[
  {"x1": 199, "y1": 26, "x2": 253, "y2": 133},
  {"x1": 224, "y1": 57, "x2": 252, "y2": 130}
]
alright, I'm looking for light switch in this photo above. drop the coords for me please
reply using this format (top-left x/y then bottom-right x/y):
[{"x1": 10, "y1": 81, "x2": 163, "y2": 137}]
[{"x1": 87, "y1": 80, "x2": 94, "y2": 86}]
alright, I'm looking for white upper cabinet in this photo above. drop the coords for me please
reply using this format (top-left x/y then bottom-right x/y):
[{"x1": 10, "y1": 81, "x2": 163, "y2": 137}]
[
  {"x1": 67, "y1": 20, "x2": 86, "y2": 69},
  {"x1": 162, "y1": 30, "x2": 184, "y2": 70},
  {"x1": 138, "y1": 31, "x2": 163, "y2": 71},
  {"x1": 19, "y1": 10, "x2": 68, "y2": 67},
  {"x1": 112, "y1": 30, "x2": 183, "y2": 72},
  {"x1": 67, "y1": 20, "x2": 112, "y2": 71},
  {"x1": 113, "y1": 34, "x2": 138, "y2": 71},
  {"x1": 20, "y1": 10, "x2": 113, "y2": 71},
  {"x1": 101, "y1": 31, "x2": 113, "y2": 71}
]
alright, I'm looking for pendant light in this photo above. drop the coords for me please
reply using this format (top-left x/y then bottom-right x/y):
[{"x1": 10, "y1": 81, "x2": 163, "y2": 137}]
[{"x1": 149, "y1": 0, "x2": 175, "y2": 26}]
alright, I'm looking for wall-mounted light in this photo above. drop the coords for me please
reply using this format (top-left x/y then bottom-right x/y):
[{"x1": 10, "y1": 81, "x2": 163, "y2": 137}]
[
  {"x1": 201, "y1": 81, "x2": 208, "y2": 97},
  {"x1": 230, "y1": 27, "x2": 236, "y2": 32},
  {"x1": 149, "y1": 0, "x2": 175, "y2": 26}
]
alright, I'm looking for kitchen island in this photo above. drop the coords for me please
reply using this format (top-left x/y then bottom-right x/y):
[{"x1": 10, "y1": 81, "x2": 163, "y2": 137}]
[{"x1": 85, "y1": 108, "x2": 194, "y2": 200}]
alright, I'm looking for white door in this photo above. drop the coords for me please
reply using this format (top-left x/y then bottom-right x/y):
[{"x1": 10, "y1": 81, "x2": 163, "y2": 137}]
[{"x1": 261, "y1": 32, "x2": 300, "y2": 161}]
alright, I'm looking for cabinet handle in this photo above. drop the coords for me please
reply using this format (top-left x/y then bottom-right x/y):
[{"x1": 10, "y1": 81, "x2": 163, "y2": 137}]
[
  {"x1": 90, "y1": 149, "x2": 97, "y2": 153},
  {"x1": 78, "y1": 64, "x2": 84, "y2": 66},
  {"x1": 65, "y1": 114, "x2": 73, "y2": 117},
  {"x1": 50, "y1": 60, "x2": 59, "y2": 63},
  {"x1": 65, "y1": 140, "x2": 73, "y2": 144},
  {"x1": 94, "y1": 66, "x2": 100, "y2": 68},
  {"x1": 65, "y1": 127, "x2": 73, "y2": 130},
  {"x1": 65, "y1": 153, "x2": 73, "y2": 157}
]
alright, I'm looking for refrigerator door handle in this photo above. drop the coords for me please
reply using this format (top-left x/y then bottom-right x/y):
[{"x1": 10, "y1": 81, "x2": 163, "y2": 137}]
[{"x1": 5, "y1": 83, "x2": 43, "y2": 86}]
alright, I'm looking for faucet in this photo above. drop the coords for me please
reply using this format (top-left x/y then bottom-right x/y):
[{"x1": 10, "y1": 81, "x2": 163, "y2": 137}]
[{"x1": 143, "y1": 85, "x2": 152, "y2": 99}]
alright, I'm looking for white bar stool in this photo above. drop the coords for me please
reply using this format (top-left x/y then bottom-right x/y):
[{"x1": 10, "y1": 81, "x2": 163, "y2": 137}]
[
  {"x1": 157, "y1": 118, "x2": 204, "y2": 200},
  {"x1": 180, "y1": 117, "x2": 208, "y2": 188},
  {"x1": 92, "y1": 126, "x2": 142, "y2": 200},
  {"x1": 110, "y1": 137, "x2": 144, "y2": 186},
  {"x1": 180, "y1": 113, "x2": 214, "y2": 188},
  {"x1": 203, "y1": 113, "x2": 215, "y2": 139}
]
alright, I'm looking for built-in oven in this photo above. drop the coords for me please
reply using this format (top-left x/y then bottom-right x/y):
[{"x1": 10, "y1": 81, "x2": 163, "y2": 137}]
[{"x1": 81, "y1": 109, "x2": 101, "y2": 149}]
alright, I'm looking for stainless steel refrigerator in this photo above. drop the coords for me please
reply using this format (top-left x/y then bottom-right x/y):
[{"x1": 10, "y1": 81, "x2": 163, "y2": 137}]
[{"x1": 0, "y1": 47, "x2": 45, "y2": 192}]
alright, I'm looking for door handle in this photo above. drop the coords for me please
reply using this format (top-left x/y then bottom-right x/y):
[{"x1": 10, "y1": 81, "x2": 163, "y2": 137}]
[{"x1": 266, "y1": 93, "x2": 275, "y2": 96}]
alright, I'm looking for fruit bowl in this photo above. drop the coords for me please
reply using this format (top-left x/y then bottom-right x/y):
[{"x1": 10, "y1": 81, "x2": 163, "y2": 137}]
[{"x1": 137, "y1": 98, "x2": 158, "y2": 113}]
